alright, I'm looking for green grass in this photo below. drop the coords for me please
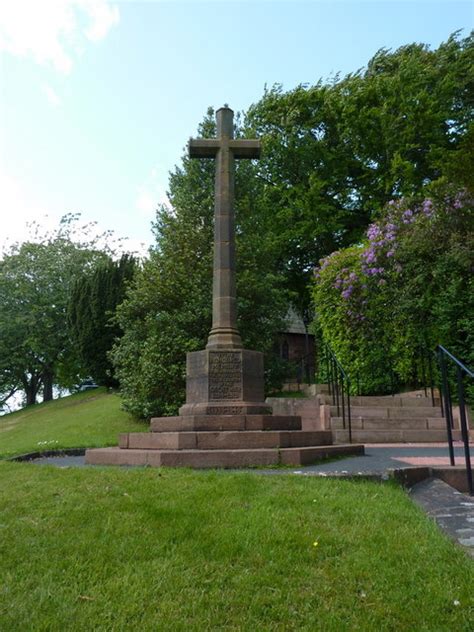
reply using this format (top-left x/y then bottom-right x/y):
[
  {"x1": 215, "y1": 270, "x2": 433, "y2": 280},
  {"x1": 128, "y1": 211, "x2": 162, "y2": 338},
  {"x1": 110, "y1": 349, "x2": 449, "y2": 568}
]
[
  {"x1": 0, "y1": 462, "x2": 472, "y2": 631},
  {"x1": 0, "y1": 389, "x2": 146, "y2": 458}
]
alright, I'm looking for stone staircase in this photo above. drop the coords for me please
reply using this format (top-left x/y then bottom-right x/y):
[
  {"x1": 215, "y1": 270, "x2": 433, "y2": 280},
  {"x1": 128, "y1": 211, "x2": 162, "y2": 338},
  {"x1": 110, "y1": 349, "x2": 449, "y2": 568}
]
[
  {"x1": 268, "y1": 387, "x2": 461, "y2": 444},
  {"x1": 85, "y1": 413, "x2": 364, "y2": 468},
  {"x1": 329, "y1": 394, "x2": 460, "y2": 443}
]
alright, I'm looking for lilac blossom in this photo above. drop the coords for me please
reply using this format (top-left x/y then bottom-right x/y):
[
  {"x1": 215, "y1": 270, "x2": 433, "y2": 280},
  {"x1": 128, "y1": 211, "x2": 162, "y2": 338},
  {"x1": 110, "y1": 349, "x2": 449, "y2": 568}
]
[
  {"x1": 342, "y1": 286, "x2": 354, "y2": 299},
  {"x1": 422, "y1": 198, "x2": 434, "y2": 217}
]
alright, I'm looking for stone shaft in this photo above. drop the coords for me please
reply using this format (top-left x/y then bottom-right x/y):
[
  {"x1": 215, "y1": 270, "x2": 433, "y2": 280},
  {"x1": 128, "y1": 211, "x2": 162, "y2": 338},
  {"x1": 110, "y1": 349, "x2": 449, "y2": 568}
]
[{"x1": 189, "y1": 107, "x2": 260, "y2": 349}]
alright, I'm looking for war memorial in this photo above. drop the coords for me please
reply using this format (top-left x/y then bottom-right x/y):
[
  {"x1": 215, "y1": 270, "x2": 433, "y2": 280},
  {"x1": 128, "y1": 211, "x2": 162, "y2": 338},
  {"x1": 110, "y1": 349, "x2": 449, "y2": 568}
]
[{"x1": 86, "y1": 107, "x2": 364, "y2": 468}]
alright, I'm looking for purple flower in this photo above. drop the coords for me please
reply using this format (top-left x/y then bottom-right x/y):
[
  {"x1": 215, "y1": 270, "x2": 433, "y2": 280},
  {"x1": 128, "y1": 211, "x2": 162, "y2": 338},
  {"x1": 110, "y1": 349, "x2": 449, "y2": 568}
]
[
  {"x1": 422, "y1": 199, "x2": 434, "y2": 217},
  {"x1": 367, "y1": 224, "x2": 381, "y2": 240},
  {"x1": 342, "y1": 286, "x2": 353, "y2": 299},
  {"x1": 349, "y1": 272, "x2": 358, "y2": 281},
  {"x1": 364, "y1": 249, "x2": 376, "y2": 264},
  {"x1": 378, "y1": 279, "x2": 386, "y2": 286},
  {"x1": 386, "y1": 250, "x2": 395, "y2": 258}
]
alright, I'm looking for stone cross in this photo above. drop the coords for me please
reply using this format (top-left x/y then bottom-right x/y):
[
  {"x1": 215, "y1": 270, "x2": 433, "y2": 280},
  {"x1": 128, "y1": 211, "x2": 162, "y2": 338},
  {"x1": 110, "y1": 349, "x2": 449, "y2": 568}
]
[{"x1": 189, "y1": 107, "x2": 261, "y2": 349}]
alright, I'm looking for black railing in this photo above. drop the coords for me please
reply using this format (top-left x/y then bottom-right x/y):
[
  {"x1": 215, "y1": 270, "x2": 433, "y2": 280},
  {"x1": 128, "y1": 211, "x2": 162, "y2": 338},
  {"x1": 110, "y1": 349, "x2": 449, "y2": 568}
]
[
  {"x1": 280, "y1": 352, "x2": 315, "y2": 389},
  {"x1": 321, "y1": 343, "x2": 352, "y2": 443},
  {"x1": 437, "y1": 345, "x2": 473, "y2": 496}
]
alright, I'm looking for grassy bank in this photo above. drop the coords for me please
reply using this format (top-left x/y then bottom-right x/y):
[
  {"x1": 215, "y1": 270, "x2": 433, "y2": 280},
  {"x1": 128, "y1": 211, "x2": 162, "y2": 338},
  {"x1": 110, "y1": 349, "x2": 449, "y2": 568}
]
[
  {"x1": 0, "y1": 462, "x2": 472, "y2": 630},
  {"x1": 0, "y1": 389, "x2": 146, "y2": 458}
]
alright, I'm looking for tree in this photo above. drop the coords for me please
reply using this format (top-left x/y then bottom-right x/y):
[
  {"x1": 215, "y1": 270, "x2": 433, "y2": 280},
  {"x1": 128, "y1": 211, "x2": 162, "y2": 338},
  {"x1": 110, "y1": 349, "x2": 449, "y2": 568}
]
[
  {"x1": 312, "y1": 184, "x2": 474, "y2": 393},
  {"x1": 0, "y1": 214, "x2": 117, "y2": 407},
  {"x1": 68, "y1": 254, "x2": 137, "y2": 387},
  {"x1": 246, "y1": 31, "x2": 473, "y2": 309}
]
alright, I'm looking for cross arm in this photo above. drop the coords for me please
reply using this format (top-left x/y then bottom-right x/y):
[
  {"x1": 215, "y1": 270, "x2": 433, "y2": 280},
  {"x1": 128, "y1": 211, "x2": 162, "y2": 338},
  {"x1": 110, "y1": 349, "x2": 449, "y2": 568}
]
[
  {"x1": 188, "y1": 139, "x2": 220, "y2": 158},
  {"x1": 229, "y1": 139, "x2": 261, "y2": 159}
]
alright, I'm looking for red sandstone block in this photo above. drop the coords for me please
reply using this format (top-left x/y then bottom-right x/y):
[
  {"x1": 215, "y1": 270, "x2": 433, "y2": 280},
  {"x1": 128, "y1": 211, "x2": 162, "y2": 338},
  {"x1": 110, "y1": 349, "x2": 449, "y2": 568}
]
[
  {"x1": 289, "y1": 431, "x2": 333, "y2": 447},
  {"x1": 157, "y1": 448, "x2": 279, "y2": 468},
  {"x1": 244, "y1": 415, "x2": 302, "y2": 431},
  {"x1": 118, "y1": 434, "x2": 129, "y2": 448},
  {"x1": 280, "y1": 444, "x2": 364, "y2": 466},
  {"x1": 127, "y1": 432, "x2": 197, "y2": 450},
  {"x1": 196, "y1": 431, "x2": 284, "y2": 450},
  {"x1": 85, "y1": 448, "x2": 148, "y2": 466},
  {"x1": 150, "y1": 415, "x2": 246, "y2": 432}
]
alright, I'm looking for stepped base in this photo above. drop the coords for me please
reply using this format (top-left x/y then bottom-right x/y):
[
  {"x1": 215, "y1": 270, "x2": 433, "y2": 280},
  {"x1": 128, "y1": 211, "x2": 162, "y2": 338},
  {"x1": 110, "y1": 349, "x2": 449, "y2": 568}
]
[
  {"x1": 85, "y1": 411, "x2": 364, "y2": 468},
  {"x1": 150, "y1": 414, "x2": 302, "y2": 432},
  {"x1": 85, "y1": 444, "x2": 364, "y2": 468},
  {"x1": 120, "y1": 430, "x2": 333, "y2": 450}
]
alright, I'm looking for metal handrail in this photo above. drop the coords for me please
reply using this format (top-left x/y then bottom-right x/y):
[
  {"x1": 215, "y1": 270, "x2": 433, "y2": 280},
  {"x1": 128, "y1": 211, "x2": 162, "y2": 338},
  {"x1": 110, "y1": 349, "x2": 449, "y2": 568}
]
[
  {"x1": 437, "y1": 345, "x2": 473, "y2": 496},
  {"x1": 321, "y1": 343, "x2": 352, "y2": 443},
  {"x1": 438, "y1": 345, "x2": 474, "y2": 378}
]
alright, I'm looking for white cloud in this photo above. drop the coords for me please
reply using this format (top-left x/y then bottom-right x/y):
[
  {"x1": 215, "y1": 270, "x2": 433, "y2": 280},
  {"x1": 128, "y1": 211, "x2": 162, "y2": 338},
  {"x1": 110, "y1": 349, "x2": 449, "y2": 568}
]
[
  {"x1": 84, "y1": 1, "x2": 119, "y2": 42},
  {"x1": 42, "y1": 83, "x2": 62, "y2": 106},
  {"x1": 0, "y1": 0, "x2": 120, "y2": 75}
]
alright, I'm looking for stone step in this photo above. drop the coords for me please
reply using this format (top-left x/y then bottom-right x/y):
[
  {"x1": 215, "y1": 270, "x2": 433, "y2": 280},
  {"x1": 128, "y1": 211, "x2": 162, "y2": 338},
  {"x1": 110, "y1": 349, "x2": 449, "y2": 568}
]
[
  {"x1": 150, "y1": 414, "x2": 302, "y2": 433},
  {"x1": 85, "y1": 443, "x2": 364, "y2": 468},
  {"x1": 323, "y1": 395, "x2": 440, "y2": 408},
  {"x1": 331, "y1": 417, "x2": 447, "y2": 430},
  {"x1": 330, "y1": 406, "x2": 442, "y2": 418},
  {"x1": 120, "y1": 430, "x2": 333, "y2": 451},
  {"x1": 333, "y1": 428, "x2": 462, "y2": 444}
]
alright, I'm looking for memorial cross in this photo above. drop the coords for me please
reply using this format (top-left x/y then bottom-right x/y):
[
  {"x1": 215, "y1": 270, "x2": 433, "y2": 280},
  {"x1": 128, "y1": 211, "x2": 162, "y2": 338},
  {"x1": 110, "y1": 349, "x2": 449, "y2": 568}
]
[{"x1": 189, "y1": 107, "x2": 261, "y2": 349}]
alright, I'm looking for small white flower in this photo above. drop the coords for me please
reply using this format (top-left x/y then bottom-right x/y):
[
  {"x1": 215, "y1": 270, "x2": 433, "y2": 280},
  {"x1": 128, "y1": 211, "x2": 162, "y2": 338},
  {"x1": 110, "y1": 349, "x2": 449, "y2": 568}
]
[{"x1": 453, "y1": 600, "x2": 460, "y2": 607}]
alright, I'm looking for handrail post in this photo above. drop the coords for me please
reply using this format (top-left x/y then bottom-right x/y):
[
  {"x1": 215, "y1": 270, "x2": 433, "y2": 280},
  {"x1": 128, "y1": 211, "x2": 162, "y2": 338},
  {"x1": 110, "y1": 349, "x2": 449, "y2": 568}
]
[
  {"x1": 334, "y1": 359, "x2": 340, "y2": 416},
  {"x1": 457, "y1": 366, "x2": 473, "y2": 496},
  {"x1": 427, "y1": 350, "x2": 435, "y2": 408},
  {"x1": 439, "y1": 349, "x2": 455, "y2": 466},
  {"x1": 347, "y1": 378, "x2": 352, "y2": 443},
  {"x1": 421, "y1": 350, "x2": 427, "y2": 397},
  {"x1": 341, "y1": 376, "x2": 346, "y2": 430}
]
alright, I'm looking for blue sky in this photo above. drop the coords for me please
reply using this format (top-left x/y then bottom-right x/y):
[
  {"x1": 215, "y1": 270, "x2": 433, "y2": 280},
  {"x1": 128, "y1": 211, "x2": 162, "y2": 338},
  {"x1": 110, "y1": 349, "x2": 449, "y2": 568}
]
[{"x1": 0, "y1": 1, "x2": 472, "y2": 254}]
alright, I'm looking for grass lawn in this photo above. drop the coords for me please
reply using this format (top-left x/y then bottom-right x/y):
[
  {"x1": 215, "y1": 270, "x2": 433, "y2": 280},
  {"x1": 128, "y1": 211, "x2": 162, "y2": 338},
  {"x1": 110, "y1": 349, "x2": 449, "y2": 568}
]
[
  {"x1": 0, "y1": 462, "x2": 472, "y2": 631},
  {"x1": 0, "y1": 389, "x2": 146, "y2": 458}
]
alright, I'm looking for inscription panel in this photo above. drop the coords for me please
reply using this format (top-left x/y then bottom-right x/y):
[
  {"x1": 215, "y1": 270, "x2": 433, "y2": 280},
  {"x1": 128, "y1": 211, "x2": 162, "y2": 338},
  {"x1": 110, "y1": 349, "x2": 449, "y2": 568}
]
[{"x1": 209, "y1": 352, "x2": 242, "y2": 401}]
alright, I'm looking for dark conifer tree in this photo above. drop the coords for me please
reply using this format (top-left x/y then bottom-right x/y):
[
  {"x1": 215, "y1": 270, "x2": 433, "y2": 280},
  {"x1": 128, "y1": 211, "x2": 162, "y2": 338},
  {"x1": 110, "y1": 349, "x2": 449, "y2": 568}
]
[{"x1": 68, "y1": 254, "x2": 137, "y2": 387}]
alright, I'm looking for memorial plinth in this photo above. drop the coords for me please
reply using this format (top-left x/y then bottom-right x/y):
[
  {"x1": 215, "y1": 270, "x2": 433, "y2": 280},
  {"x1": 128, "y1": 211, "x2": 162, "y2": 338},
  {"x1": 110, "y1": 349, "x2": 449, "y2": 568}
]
[
  {"x1": 85, "y1": 106, "x2": 364, "y2": 468},
  {"x1": 179, "y1": 349, "x2": 270, "y2": 416}
]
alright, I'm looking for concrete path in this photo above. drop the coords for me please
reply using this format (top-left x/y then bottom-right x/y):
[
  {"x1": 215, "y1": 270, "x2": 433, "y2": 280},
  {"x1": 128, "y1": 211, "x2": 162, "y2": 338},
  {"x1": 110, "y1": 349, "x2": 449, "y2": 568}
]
[{"x1": 24, "y1": 443, "x2": 471, "y2": 476}]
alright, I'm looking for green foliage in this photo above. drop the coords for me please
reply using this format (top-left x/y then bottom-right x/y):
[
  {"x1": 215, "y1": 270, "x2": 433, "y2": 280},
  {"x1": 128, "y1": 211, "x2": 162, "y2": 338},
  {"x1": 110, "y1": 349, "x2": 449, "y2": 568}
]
[
  {"x1": 246, "y1": 31, "x2": 473, "y2": 309},
  {"x1": 111, "y1": 111, "x2": 289, "y2": 418},
  {"x1": 68, "y1": 254, "x2": 137, "y2": 387},
  {"x1": 0, "y1": 214, "x2": 114, "y2": 408},
  {"x1": 313, "y1": 185, "x2": 474, "y2": 394}
]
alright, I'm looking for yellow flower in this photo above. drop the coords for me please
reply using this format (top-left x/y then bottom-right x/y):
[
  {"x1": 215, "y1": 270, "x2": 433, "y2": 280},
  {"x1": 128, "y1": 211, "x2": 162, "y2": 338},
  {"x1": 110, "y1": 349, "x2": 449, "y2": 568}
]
[{"x1": 313, "y1": 541, "x2": 319, "y2": 547}]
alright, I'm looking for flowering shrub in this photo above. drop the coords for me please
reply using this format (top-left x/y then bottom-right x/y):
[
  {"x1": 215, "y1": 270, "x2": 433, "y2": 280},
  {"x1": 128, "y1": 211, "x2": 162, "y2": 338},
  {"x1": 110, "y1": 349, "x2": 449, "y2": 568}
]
[{"x1": 312, "y1": 186, "x2": 474, "y2": 394}]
